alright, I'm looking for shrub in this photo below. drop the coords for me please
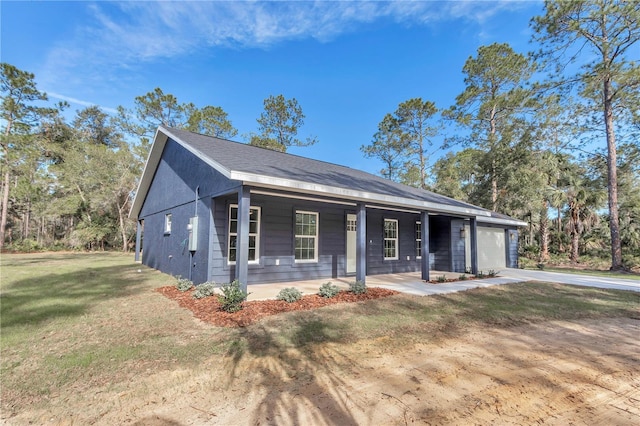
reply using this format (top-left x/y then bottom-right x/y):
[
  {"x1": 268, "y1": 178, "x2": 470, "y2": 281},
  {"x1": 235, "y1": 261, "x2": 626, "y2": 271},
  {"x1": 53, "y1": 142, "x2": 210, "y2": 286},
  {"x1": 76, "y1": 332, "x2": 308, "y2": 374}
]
[
  {"x1": 176, "y1": 277, "x2": 194, "y2": 292},
  {"x1": 436, "y1": 275, "x2": 447, "y2": 283},
  {"x1": 458, "y1": 274, "x2": 468, "y2": 281},
  {"x1": 349, "y1": 280, "x2": 367, "y2": 295},
  {"x1": 193, "y1": 281, "x2": 217, "y2": 299},
  {"x1": 276, "y1": 287, "x2": 303, "y2": 303},
  {"x1": 477, "y1": 271, "x2": 486, "y2": 279},
  {"x1": 318, "y1": 282, "x2": 340, "y2": 298},
  {"x1": 217, "y1": 280, "x2": 248, "y2": 313},
  {"x1": 487, "y1": 269, "x2": 498, "y2": 277}
]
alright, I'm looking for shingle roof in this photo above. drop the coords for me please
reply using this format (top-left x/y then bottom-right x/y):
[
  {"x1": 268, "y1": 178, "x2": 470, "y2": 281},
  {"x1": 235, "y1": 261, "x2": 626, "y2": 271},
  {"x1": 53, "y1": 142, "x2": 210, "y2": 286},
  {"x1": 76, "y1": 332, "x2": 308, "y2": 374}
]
[{"x1": 130, "y1": 126, "x2": 527, "y2": 227}]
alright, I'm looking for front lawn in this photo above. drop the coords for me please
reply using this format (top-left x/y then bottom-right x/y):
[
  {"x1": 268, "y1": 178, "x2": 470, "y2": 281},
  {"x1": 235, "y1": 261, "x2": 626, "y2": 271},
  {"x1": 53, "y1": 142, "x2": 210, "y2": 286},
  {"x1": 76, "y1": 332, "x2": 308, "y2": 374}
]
[{"x1": 2, "y1": 252, "x2": 638, "y2": 424}]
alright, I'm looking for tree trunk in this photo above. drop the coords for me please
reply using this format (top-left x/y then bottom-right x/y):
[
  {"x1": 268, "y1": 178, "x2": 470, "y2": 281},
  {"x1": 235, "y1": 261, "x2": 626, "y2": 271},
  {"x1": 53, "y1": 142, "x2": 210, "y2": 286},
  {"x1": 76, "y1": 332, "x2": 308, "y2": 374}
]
[
  {"x1": 118, "y1": 200, "x2": 128, "y2": 252},
  {"x1": 539, "y1": 202, "x2": 549, "y2": 262},
  {"x1": 0, "y1": 169, "x2": 9, "y2": 250},
  {"x1": 570, "y1": 230, "x2": 580, "y2": 264},
  {"x1": 603, "y1": 77, "x2": 623, "y2": 270}
]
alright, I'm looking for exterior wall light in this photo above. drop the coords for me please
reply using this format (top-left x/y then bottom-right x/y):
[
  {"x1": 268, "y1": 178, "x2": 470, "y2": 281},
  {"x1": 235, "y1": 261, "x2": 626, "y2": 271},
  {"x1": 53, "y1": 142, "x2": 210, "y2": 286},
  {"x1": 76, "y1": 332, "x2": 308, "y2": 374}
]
[{"x1": 460, "y1": 227, "x2": 466, "y2": 238}]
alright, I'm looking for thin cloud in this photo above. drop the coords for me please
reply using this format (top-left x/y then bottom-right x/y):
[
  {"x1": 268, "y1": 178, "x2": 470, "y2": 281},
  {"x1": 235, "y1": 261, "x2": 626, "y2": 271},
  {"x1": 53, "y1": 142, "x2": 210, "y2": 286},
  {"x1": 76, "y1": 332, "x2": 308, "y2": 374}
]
[
  {"x1": 48, "y1": 92, "x2": 118, "y2": 115},
  {"x1": 49, "y1": 1, "x2": 529, "y2": 62}
]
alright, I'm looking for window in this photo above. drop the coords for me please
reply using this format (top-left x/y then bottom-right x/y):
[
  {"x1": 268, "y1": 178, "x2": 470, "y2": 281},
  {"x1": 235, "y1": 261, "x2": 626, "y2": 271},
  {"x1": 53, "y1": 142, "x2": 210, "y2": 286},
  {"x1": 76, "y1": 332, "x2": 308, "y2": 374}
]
[
  {"x1": 228, "y1": 205, "x2": 260, "y2": 264},
  {"x1": 164, "y1": 213, "x2": 172, "y2": 234},
  {"x1": 295, "y1": 211, "x2": 318, "y2": 262},
  {"x1": 416, "y1": 221, "x2": 422, "y2": 259},
  {"x1": 384, "y1": 219, "x2": 398, "y2": 260}
]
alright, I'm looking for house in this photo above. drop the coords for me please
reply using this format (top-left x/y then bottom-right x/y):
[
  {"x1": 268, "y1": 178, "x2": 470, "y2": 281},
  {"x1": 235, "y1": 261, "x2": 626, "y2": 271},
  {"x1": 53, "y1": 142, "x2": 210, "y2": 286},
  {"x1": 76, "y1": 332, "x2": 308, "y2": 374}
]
[{"x1": 129, "y1": 126, "x2": 526, "y2": 290}]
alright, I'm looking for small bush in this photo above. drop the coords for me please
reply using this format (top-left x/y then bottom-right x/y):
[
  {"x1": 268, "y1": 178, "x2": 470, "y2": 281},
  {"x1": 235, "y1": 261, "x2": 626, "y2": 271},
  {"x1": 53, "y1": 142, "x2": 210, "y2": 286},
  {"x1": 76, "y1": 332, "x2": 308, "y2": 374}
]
[
  {"x1": 487, "y1": 269, "x2": 498, "y2": 277},
  {"x1": 458, "y1": 274, "x2": 468, "y2": 281},
  {"x1": 193, "y1": 281, "x2": 217, "y2": 299},
  {"x1": 349, "y1": 280, "x2": 367, "y2": 295},
  {"x1": 477, "y1": 271, "x2": 486, "y2": 279},
  {"x1": 217, "y1": 280, "x2": 248, "y2": 313},
  {"x1": 276, "y1": 287, "x2": 303, "y2": 303},
  {"x1": 436, "y1": 275, "x2": 447, "y2": 283},
  {"x1": 318, "y1": 282, "x2": 340, "y2": 298},
  {"x1": 176, "y1": 277, "x2": 194, "y2": 292}
]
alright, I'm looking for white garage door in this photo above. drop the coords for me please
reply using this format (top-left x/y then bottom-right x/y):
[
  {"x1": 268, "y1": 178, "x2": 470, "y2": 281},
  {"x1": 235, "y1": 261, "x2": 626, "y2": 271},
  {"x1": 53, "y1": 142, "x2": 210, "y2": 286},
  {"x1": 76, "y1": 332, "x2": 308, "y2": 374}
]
[{"x1": 477, "y1": 227, "x2": 506, "y2": 271}]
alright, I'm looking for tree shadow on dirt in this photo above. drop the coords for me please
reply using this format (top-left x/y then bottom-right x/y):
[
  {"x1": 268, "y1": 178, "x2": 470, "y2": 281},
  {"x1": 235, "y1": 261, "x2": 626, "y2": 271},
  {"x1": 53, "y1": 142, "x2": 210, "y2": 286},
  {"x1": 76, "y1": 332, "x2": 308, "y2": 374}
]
[{"x1": 225, "y1": 311, "x2": 361, "y2": 425}]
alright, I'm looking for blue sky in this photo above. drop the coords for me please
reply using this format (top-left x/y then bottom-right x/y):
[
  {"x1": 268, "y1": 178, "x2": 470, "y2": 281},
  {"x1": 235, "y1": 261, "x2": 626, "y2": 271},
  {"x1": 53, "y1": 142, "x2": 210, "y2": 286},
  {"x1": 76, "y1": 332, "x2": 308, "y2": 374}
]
[{"x1": 1, "y1": 0, "x2": 544, "y2": 174}]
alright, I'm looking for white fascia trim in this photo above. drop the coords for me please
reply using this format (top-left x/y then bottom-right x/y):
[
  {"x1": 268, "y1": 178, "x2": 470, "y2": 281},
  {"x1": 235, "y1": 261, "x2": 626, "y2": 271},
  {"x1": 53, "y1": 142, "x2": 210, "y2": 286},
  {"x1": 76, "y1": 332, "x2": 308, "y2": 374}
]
[
  {"x1": 477, "y1": 216, "x2": 528, "y2": 227},
  {"x1": 231, "y1": 171, "x2": 491, "y2": 218},
  {"x1": 129, "y1": 129, "x2": 168, "y2": 219}
]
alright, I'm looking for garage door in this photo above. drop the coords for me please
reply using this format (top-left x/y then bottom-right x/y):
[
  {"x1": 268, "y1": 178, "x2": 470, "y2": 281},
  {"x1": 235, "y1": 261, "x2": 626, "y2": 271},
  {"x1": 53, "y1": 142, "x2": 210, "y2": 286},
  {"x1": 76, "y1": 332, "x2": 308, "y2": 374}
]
[{"x1": 477, "y1": 227, "x2": 506, "y2": 271}]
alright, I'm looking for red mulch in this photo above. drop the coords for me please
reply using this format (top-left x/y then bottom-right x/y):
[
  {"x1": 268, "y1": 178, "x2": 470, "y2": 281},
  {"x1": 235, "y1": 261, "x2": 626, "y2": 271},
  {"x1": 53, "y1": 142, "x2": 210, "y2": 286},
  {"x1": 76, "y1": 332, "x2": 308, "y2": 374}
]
[{"x1": 156, "y1": 286, "x2": 400, "y2": 327}]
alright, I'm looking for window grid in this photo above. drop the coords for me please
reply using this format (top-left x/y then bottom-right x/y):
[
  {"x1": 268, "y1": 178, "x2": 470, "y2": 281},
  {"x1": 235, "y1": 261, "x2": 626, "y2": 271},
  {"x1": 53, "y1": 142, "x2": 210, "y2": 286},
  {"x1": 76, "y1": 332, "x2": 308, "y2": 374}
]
[
  {"x1": 228, "y1": 205, "x2": 260, "y2": 264},
  {"x1": 295, "y1": 211, "x2": 318, "y2": 262},
  {"x1": 416, "y1": 221, "x2": 422, "y2": 259},
  {"x1": 384, "y1": 219, "x2": 398, "y2": 260}
]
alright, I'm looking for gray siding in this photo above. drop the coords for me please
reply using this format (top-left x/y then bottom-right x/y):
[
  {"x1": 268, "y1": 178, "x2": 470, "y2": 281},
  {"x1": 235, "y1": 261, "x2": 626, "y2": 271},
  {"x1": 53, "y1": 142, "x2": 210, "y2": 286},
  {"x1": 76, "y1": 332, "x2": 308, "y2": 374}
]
[
  {"x1": 365, "y1": 211, "x2": 422, "y2": 275},
  {"x1": 209, "y1": 194, "x2": 349, "y2": 284},
  {"x1": 507, "y1": 228, "x2": 519, "y2": 268}
]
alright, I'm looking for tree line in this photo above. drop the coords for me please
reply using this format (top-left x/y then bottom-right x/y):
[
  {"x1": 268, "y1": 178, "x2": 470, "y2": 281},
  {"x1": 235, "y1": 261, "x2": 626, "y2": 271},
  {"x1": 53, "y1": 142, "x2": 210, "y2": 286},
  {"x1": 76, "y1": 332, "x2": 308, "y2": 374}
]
[
  {"x1": 1, "y1": 0, "x2": 638, "y2": 271},
  {"x1": 0, "y1": 67, "x2": 314, "y2": 253},
  {"x1": 360, "y1": 1, "x2": 639, "y2": 271}
]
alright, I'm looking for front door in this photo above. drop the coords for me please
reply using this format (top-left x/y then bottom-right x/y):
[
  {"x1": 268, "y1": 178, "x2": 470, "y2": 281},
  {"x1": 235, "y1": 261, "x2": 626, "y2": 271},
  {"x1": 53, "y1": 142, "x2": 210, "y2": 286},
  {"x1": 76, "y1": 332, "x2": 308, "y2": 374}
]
[{"x1": 346, "y1": 214, "x2": 357, "y2": 274}]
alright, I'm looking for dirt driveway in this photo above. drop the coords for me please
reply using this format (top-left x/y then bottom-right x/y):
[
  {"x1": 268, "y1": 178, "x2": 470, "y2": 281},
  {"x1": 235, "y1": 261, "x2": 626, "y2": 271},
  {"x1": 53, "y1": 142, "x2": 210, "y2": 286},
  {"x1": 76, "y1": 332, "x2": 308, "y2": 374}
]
[{"x1": 13, "y1": 317, "x2": 636, "y2": 425}]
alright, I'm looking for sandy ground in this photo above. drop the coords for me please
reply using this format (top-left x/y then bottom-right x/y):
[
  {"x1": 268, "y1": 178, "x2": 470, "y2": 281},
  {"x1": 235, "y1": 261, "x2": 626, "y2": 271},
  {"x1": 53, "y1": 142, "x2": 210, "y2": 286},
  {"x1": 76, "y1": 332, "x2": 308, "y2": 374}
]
[{"x1": 8, "y1": 317, "x2": 639, "y2": 425}]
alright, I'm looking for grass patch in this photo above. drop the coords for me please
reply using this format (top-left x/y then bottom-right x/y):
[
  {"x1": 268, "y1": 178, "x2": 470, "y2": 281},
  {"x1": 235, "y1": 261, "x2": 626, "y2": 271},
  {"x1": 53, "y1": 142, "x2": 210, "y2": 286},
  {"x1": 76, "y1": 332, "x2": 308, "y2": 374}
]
[{"x1": 2, "y1": 252, "x2": 639, "y2": 419}]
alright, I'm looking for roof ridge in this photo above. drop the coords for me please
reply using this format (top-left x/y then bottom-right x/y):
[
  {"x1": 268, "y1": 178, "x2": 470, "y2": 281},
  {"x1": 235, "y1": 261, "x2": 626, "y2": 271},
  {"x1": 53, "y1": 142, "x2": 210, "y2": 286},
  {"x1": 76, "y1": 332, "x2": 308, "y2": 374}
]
[{"x1": 165, "y1": 126, "x2": 354, "y2": 170}]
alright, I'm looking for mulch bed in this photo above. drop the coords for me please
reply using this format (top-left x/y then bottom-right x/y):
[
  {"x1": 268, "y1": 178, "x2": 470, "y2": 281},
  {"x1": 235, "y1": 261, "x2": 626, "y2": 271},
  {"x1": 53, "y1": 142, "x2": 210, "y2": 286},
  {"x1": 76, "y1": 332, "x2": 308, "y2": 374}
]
[{"x1": 156, "y1": 286, "x2": 400, "y2": 327}]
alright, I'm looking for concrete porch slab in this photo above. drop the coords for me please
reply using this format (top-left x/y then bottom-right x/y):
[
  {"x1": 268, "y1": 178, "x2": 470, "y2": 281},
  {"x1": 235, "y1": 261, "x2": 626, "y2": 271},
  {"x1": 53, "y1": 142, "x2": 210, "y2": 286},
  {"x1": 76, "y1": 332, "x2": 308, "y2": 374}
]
[{"x1": 246, "y1": 270, "x2": 466, "y2": 301}]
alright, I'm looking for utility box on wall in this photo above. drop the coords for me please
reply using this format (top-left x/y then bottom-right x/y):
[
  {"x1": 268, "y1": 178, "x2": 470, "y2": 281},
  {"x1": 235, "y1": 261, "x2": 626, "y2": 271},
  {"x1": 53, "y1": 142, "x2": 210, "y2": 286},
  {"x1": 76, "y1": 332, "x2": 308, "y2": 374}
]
[{"x1": 188, "y1": 216, "x2": 199, "y2": 251}]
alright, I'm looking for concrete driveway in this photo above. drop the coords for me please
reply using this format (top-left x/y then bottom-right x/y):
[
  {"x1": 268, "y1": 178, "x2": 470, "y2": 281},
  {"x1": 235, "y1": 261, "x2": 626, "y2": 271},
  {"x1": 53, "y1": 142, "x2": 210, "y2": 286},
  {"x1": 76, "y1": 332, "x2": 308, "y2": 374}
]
[{"x1": 499, "y1": 268, "x2": 640, "y2": 293}]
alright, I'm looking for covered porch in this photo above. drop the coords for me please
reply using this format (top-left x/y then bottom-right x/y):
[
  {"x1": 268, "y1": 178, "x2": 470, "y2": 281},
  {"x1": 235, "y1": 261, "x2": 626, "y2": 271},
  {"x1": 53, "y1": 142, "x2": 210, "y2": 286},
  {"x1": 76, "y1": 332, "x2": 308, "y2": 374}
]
[{"x1": 246, "y1": 270, "x2": 467, "y2": 301}]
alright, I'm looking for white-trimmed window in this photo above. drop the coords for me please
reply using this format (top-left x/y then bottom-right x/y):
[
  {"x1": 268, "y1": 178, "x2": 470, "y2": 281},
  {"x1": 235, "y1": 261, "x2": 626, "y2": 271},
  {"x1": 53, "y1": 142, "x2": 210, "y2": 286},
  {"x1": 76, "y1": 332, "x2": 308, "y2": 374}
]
[
  {"x1": 228, "y1": 205, "x2": 260, "y2": 264},
  {"x1": 164, "y1": 213, "x2": 172, "y2": 234},
  {"x1": 384, "y1": 219, "x2": 398, "y2": 260},
  {"x1": 416, "y1": 221, "x2": 422, "y2": 259},
  {"x1": 295, "y1": 211, "x2": 318, "y2": 262}
]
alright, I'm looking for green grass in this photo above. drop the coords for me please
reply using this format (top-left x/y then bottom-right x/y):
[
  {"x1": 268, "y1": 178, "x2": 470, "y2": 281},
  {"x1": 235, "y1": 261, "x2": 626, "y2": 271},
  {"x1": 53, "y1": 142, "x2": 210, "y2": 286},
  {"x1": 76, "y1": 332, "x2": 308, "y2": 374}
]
[{"x1": 1, "y1": 252, "x2": 639, "y2": 416}]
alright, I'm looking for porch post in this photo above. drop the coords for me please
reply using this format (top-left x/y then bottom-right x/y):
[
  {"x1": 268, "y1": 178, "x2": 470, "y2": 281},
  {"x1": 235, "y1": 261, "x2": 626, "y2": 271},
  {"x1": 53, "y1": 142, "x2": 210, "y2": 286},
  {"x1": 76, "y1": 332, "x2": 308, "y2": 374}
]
[
  {"x1": 470, "y1": 217, "x2": 478, "y2": 275},
  {"x1": 134, "y1": 219, "x2": 142, "y2": 262},
  {"x1": 420, "y1": 211, "x2": 430, "y2": 281},
  {"x1": 235, "y1": 186, "x2": 251, "y2": 292},
  {"x1": 356, "y1": 203, "x2": 367, "y2": 284}
]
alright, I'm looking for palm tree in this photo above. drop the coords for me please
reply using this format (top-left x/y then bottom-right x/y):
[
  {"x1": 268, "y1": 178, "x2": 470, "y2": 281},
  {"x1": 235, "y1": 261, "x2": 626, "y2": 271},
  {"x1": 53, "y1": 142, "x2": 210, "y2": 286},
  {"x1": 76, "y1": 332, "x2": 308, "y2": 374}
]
[{"x1": 562, "y1": 163, "x2": 606, "y2": 263}]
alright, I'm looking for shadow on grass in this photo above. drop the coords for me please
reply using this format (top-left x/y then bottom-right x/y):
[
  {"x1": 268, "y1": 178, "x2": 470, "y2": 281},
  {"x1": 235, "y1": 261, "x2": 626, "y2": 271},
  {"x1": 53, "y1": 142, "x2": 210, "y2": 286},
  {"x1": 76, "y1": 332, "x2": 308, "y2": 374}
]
[
  {"x1": 429, "y1": 282, "x2": 640, "y2": 327},
  {"x1": 1, "y1": 261, "x2": 148, "y2": 330}
]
